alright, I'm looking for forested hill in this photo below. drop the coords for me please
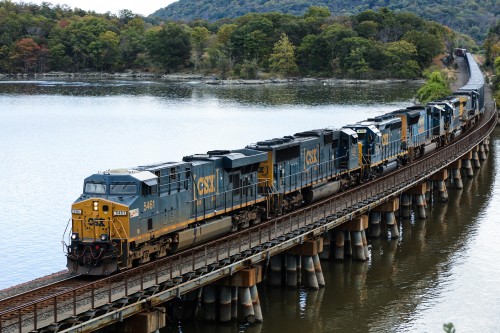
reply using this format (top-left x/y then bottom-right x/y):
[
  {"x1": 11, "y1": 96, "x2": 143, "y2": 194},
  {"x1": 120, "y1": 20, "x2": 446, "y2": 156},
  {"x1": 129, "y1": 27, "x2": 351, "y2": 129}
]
[{"x1": 152, "y1": 0, "x2": 498, "y2": 41}]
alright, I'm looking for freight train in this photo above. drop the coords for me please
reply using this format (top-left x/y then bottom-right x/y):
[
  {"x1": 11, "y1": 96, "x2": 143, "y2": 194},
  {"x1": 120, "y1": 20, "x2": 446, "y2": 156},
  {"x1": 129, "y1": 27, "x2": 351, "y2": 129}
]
[{"x1": 65, "y1": 51, "x2": 485, "y2": 275}]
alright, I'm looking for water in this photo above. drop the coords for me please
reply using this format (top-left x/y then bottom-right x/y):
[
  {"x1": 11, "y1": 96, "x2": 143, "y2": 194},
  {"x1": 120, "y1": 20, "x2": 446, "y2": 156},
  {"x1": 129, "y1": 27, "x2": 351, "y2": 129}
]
[{"x1": 0, "y1": 79, "x2": 498, "y2": 332}]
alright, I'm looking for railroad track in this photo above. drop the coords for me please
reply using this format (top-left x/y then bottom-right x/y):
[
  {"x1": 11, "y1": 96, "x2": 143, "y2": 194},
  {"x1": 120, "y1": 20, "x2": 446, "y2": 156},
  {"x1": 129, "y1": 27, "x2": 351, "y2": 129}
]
[{"x1": 0, "y1": 276, "x2": 90, "y2": 312}]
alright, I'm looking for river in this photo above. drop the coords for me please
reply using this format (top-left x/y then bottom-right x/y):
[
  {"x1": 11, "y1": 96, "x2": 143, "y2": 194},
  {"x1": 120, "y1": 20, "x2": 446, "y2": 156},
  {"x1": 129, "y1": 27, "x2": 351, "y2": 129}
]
[{"x1": 0, "y1": 78, "x2": 498, "y2": 332}]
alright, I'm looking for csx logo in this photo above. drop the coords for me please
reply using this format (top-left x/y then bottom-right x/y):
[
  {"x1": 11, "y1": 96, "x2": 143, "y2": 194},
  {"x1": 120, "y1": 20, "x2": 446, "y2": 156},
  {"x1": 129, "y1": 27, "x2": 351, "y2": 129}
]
[
  {"x1": 382, "y1": 133, "x2": 389, "y2": 146},
  {"x1": 87, "y1": 218, "x2": 105, "y2": 227},
  {"x1": 305, "y1": 149, "x2": 318, "y2": 165},
  {"x1": 197, "y1": 175, "x2": 216, "y2": 195},
  {"x1": 418, "y1": 118, "x2": 425, "y2": 133}
]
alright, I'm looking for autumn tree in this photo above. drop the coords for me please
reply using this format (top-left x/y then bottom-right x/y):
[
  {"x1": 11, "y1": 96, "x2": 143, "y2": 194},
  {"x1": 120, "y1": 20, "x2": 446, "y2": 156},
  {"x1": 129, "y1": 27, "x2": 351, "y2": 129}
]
[{"x1": 11, "y1": 38, "x2": 41, "y2": 72}]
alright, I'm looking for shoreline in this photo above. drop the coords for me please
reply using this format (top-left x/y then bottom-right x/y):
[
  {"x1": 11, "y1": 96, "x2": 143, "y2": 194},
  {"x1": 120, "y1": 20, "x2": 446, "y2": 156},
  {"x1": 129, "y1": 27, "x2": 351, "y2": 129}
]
[{"x1": 0, "y1": 71, "x2": 423, "y2": 86}]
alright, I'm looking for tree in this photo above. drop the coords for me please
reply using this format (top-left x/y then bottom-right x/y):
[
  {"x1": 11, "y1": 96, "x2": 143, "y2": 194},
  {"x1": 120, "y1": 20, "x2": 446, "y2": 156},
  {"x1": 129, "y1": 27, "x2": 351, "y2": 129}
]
[
  {"x1": 297, "y1": 34, "x2": 329, "y2": 73},
  {"x1": 119, "y1": 18, "x2": 146, "y2": 69},
  {"x1": 383, "y1": 40, "x2": 420, "y2": 78},
  {"x1": 11, "y1": 38, "x2": 41, "y2": 72},
  {"x1": 97, "y1": 31, "x2": 119, "y2": 70},
  {"x1": 417, "y1": 71, "x2": 451, "y2": 103},
  {"x1": 269, "y1": 33, "x2": 298, "y2": 76},
  {"x1": 403, "y1": 30, "x2": 443, "y2": 67},
  {"x1": 191, "y1": 26, "x2": 210, "y2": 70},
  {"x1": 304, "y1": 6, "x2": 331, "y2": 19},
  {"x1": 145, "y1": 23, "x2": 191, "y2": 72}
]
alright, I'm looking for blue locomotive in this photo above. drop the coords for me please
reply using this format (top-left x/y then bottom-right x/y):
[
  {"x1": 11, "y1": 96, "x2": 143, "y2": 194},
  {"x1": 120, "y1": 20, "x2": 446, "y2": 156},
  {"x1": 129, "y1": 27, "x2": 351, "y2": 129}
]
[{"x1": 65, "y1": 52, "x2": 485, "y2": 275}]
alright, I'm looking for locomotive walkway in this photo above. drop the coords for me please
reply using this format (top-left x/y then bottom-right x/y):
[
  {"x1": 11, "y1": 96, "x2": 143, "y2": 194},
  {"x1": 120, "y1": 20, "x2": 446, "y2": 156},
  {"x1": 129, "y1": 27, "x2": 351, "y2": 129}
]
[{"x1": 0, "y1": 82, "x2": 497, "y2": 333}]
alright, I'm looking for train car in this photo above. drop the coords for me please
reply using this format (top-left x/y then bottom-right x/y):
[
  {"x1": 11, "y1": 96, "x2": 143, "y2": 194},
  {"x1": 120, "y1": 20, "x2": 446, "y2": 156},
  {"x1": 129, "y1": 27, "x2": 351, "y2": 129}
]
[
  {"x1": 455, "y1": 52, "x2": 485, "y2": 124},
  {"x1": 300, "y1": 128, "x2": 361, "y2": 203},
  {"x1": 344, "y1": 116, "x2": 403, "y2": 176}
]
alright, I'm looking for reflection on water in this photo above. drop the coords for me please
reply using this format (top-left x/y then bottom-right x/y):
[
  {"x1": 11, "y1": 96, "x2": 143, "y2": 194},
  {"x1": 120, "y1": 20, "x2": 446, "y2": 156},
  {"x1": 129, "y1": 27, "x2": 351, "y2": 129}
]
[{"x1": 0, "y1": 78, "x2": 418, "y2": 106}]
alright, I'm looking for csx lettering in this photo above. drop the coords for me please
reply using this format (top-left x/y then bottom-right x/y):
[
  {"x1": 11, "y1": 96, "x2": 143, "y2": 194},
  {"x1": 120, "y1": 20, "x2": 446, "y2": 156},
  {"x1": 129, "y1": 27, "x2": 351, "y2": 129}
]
[
  {"x1": 305, "y1": 149, "x2": 318, "y2": 165},
  {"x1": 87, "y1": 218, "x2": 105, "y2": 227},
  {"x1": 197, "y1": 175, "x2": 215, "y2": 195},
  {"x1": 144, "y1": 200, "x2": 155, "y2": 211},
  {"x1": 382, "y1": 134, "x2": 389, "y2": 146},
  {"x1": 418, "y1": 118, "x2": 425, "y2": 133}
]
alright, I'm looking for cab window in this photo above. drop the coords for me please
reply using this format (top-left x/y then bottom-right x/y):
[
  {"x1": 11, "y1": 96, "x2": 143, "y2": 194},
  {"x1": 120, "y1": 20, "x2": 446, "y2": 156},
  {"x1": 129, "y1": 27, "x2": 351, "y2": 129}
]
[
  {"x1": 84, "y1": 182, "x2": 106, "y2": 194},
  {"x1": 110, "y1": 183, "x2": 137, "y2": 195}
]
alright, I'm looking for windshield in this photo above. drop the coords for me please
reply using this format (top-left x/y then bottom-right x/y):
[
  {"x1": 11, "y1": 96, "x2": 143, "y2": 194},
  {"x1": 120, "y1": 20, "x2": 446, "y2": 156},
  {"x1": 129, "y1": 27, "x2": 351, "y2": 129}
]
[
  {"x1": 110, "y1": 182, "x2": 137, "y2": 195},
  {"x1": 84, "y1": 182, "x2": 106, "y2": 194}
]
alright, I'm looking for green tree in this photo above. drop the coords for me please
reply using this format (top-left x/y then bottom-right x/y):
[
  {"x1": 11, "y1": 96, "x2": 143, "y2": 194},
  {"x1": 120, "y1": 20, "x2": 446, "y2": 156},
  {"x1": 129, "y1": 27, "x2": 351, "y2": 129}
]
[
  {"x1": 297, "y1": 34, "x2": 329, "y2": 73},
  {"x1": 269, "y1": 33, "x2": 298, "y2": 76},
  {"x1": 145, "y1": 23, "x2": 191, "y2": 72},
  {"x1": 119, "y1": 18, "x2": 146, "y2": 69},
  {"x1": 403, "y1": 30, "x2": 443, "y2": 67},
  {"x1": 304, "y1": 6, "x2": 331, "y2": 19},
  {"x1": 97, "y1": 31, "x2": 119, "y2": 70},
  {"x1": 191, "y1": 26, "x2": 210, "y2": 70},
  {"x1": 384, "y1": 40, "x2": 420, "y2": 78},
  {"x1": 417, "y1": 70, "x2": 451, "y2": 103}
]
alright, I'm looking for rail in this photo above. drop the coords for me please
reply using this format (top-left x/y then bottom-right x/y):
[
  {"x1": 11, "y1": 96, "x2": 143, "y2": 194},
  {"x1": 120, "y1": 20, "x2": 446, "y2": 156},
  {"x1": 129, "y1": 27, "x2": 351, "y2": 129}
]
[{"x1": 0, "y1": 108, "x2": 497, "y2": 333}]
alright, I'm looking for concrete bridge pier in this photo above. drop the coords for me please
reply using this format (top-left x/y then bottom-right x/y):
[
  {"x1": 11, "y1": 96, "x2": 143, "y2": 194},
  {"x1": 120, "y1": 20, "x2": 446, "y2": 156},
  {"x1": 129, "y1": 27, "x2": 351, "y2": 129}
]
[
  {"x1": 219, "y1": 286, "x2": 232, "y2": 322},
  {"x1": 361, "y1": 229, "x2": 369, "y2": 259},
  {"x1": 303, "y1": 256, "x2": 319, "y2": 289},
  {"x1": 400, "y1": 194, "x2": 412, "y2": 219},
  {"x1": 239, "y1": 287, "x2": 255, "y2": 323},
  {"x1": 369, "y1": 211, "x2": 382, "y2": 238},
  {"x1": 425, "y1": 181, "x2": 432, "y2": 202},
  {"x1": 334, "y1": 230, "x2": 345, "y2": 260},
  {"x1": 250, "y1": 285, "x2": 263, "y2": 323},
  {"x1": 288, "y1": 239, "x2": 324, "y2": 289},
  {"x1": 462, "y1": 151, "x2": 474, "y2": 177},
  {"x1": 374, "y1": 199, "x2": 400, "y2": 239},
  {"x1": 269, "y1": 255, "x2": 282, "y2": 286},
  {"x1": 432, "y1": 170, "x2": 449, "y2": 203},
  {"x1": 479, "y1": 143, "x2": 487, "y2": 160},
  {"x1": 407, "y1": 183, "x2": 427, "y2": 219},
  {"x1": 220, "y1": 266, "x2": 263, "y2": 324},
  {"x1": 312, "y1": 254, "x2": 326, "y2": 288},
  {"x1": 451, "y1": 160, "x2": 463, "y2": 189},
  {"x1": 414, "y1": 194, "x2": 427, "y2": 219},
  {"x1": 338, "y1": 215, "x2": 369, "y2": 261},
  {"x1": 484, "y1": 137, "x2": 490, "y2": 152},
  {"x1": 180, "y1": 290, "x2": 200, "y2": 321},
  {"x1": 231, "y1": 287, "x2": 238, "y2": 320},
  {"x1": 472, "y1": 147, "x2": 481, "y2": 169},
  {"x1": 112, "y1": 307, "x2": 166, "y2": 333},
  {"x1": 203, "y1": 285, "x2": 216, "y2": 321},
  {"x1": 320, "y1": 231, "x2": 332, "y2": 260},
  {"x1": 344, "y1": 231, "x2": 353, "y2": 257},
  {"x1": 285, "y1": 254, "x2": 298, "y2": 288}
]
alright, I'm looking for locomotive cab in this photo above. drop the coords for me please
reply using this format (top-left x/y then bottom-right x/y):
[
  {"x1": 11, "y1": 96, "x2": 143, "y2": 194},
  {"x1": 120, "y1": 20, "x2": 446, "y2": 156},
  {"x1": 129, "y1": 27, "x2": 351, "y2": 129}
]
[{"x1": 66, "y1": 170, "x2": 158, "y2": 275}]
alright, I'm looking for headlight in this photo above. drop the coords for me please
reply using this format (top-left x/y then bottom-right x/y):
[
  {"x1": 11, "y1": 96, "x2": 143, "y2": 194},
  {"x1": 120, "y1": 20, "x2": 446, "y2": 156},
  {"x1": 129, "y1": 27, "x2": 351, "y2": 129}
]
[
  {"x1": 71, "y1": 233, "x2": 79, "y2": 240},
  {"x1": 93, "y1": 201, "x2": 99, "y2": 211},
  {"x1": 71, "y1": 209, "x2": 82, "y2": 215},
  {"x1": 100, "y1": 234, "x2": 108, "y2": 241}
]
